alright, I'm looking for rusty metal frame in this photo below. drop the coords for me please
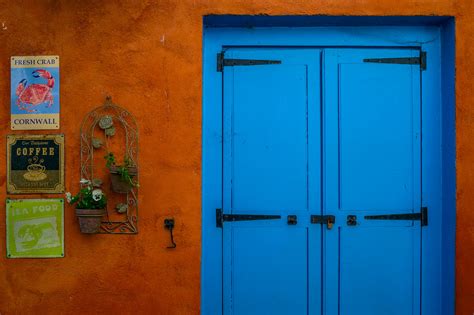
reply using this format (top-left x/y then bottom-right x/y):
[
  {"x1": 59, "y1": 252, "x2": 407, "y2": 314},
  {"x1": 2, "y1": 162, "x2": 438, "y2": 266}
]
[{"x1": 80, "y1": 96, "x2": 139, "y2": 234}]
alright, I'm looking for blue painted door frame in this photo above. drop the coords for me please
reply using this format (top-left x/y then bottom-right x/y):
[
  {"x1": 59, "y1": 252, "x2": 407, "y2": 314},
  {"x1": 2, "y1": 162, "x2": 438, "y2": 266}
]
[{"x1": 202, "y1": 22, "x2": 455, "y2": 315}]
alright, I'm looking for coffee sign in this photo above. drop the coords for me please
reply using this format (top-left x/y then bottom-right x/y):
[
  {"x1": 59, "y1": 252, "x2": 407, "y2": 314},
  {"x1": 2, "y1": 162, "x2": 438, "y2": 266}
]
[{"x1": 7, "y1": 134, "x2": 65, "y2": 194}]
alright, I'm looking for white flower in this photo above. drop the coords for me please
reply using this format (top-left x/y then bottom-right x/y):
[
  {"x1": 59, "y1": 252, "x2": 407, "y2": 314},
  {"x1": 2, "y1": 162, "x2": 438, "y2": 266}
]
[
  {"x1": 65, "y1": 192, "x2": 72, "y2": 203},
  {"x1": 80, "y1": 178, "x2": 91, "y2": 185},
  {"x1": 92, "y1": 189, "x2": 103, "y2": 201}
]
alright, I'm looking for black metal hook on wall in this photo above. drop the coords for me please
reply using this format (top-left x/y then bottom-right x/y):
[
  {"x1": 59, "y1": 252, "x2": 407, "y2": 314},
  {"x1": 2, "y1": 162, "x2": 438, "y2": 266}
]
[{"x1": 164, "y1": 218, "x2": 177, "y2": 249}]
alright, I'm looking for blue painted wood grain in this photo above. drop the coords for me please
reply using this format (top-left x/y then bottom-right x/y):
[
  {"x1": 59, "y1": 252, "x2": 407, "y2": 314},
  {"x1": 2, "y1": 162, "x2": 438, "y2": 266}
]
[
  {"x1": 323, "y1": 48, "x2": 421, "y2": 315},
  {"x1": 222, "y1": 48, "x2": 321, "y2": 315}
]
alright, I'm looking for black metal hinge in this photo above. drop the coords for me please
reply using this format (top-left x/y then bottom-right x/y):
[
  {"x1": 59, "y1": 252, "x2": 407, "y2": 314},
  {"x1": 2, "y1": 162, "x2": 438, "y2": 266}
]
[
  {"x1": 363, "y1": 51, "x2": 427, "y2": 71},
  {"x1": 364, "y1": 207, "x2": 428, "y2": 226},
  {"x1": 217, "y1": 52, "x2": 282, "y2": 72},
  {"x1": 216, "y1": 208, "x2": 281, "y2": 228}
]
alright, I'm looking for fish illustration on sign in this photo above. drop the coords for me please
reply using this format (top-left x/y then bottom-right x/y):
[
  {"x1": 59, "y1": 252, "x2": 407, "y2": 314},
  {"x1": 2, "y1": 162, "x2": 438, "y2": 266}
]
[
  {"x1": 15, "y1": 218, "x2": 60, "y2": 252},
  {"x1": 6, "y1": 199, "x2": 64, "y2": 258}
]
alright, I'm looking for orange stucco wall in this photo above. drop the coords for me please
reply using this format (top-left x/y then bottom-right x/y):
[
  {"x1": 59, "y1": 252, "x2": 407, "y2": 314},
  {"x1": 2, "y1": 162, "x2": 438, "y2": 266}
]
[{"x1": 0, "y1": 0, "x2": 471, "y2": 314}]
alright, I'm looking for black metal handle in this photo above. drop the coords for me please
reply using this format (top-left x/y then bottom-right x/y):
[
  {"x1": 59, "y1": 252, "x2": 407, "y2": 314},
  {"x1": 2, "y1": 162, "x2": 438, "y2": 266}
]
[
  {"x1": 216, "y1": 209, "x2": 281, "y2": 228},
  {"x1": 164, "y1": 218, "x2": 176, "y2": 248},
  {"x1": 287, "y1": 215, "x2": 297, "y2": 225},
  {"x1": 347, "y1": 215, "x2": 357, "y2": 226}
]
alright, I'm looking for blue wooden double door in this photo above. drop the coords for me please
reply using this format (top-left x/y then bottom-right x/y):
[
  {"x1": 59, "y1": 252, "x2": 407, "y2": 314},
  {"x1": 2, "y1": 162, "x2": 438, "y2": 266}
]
[{"x1": 218, "y1": 48, "x2": 423, "y2": 315}]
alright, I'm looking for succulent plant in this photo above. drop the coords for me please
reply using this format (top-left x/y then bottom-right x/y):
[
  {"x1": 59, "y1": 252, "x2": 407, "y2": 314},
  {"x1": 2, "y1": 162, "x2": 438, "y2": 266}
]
[
  {"x1": 105, "y1": 126, "x2": 116, "y2": 137},
  {"x1": 99, "y1": 115, "x2": 113, "y2": 130},
  {"x1": 116, "y1": 203, "x2": 128, "y2": 214},
  {"x1": 92, "y1": 138, "x2": 103, "y2": 149}
]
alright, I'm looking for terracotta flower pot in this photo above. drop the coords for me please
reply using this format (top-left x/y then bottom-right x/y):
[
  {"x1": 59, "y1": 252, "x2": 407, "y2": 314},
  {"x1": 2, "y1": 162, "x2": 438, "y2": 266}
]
[
  {"x1": 75, "y1": 208, "x2": 106, "y2": 234},
  {"x1": 109, "y1": 166, "x2": 138, "y2": 194}
]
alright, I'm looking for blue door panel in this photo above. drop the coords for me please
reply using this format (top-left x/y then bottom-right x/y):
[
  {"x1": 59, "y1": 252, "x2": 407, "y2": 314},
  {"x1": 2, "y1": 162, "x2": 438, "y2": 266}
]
[
  {"x1": 226, "y1": 226, "x2": 308, "y2": 315},
  {"x1": 222, "y1": 48, "x2": 322, "y2": 315},
  {"x1": 323, "y1": 49, "x2": 421, "y2": 315},
  {"x1": 338, "y1": 63, "x2": 417, "y2": 211},
  {"x1": 339, "y1": 227, "x2": 419, "y2": 315},
  {"x1": 219, "y1": 47, "x2": 422, "y2": 315},
  {"x1": 230, "y1": 65, "x2": 308, "y2": 211}
]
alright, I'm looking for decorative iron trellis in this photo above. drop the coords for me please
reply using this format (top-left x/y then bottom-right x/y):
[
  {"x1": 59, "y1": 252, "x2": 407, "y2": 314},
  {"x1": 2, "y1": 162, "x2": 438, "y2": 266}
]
[{"x1": 80, "y1": 96, "x2": 139, "y2": 234}]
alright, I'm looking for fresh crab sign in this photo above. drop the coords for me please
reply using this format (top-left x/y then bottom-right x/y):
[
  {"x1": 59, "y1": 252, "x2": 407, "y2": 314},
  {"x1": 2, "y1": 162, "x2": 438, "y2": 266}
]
[{"x1": 10, "y1": 56, "x2": 60, "y2": 130}]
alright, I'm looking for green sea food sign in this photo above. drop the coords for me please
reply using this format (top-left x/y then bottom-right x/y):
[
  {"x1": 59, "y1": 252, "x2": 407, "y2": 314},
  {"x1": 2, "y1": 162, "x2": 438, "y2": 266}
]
[{"x1": 6, "y1": 199, "x2": 64, "y2": 258}]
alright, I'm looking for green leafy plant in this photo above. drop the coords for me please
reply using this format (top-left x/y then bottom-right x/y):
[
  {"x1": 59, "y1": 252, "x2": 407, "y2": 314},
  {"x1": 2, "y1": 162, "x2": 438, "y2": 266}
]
[
  {"x1": 104, "y1": 152, "x2": 139, "y2": 188},
  {"x1": 66, "y1": 179, "x2": 107, "y2": 209},
  {"x1": 104, "y1": 152, "x2": 116, "y2": 169}
]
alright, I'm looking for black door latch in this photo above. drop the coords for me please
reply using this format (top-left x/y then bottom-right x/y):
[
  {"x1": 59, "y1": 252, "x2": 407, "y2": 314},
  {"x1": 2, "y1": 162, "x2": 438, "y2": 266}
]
[{"x1": 311, "y1": 215, "x2": 336, "y2": 230}]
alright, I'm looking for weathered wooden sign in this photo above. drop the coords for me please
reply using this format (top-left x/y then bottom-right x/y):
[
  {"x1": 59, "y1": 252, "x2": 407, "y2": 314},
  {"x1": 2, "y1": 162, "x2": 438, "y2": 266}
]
[
  {"x1": 10, "y1": 55, "x2": 60, "y2": 130},
  {"x1": 6, "y1": 198, "x2": 64, "y2": 258},
  {"x1": 7, "y1": 134, "x2": 65, "y2": 194}
]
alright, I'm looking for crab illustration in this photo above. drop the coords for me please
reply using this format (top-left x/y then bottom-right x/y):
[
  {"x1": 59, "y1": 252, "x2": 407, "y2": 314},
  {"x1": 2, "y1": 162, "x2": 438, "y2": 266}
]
[{"x1": 15, "y1": 69, "x2": 55, "y2": 113}]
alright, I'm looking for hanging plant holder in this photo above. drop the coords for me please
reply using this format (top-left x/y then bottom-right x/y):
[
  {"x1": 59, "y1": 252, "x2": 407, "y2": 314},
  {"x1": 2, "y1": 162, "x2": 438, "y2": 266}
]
[
  {"x1": 109, "y1": 165, "x2": 138, "y2": 194},
  {"x1": 80, "y1": 96, "x2": 139, "y2": 234}
]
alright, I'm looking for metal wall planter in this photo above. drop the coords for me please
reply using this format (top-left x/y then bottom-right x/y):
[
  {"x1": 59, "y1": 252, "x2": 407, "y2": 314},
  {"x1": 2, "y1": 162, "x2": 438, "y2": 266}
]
[{"x1": 80, "y1": 96, "x2": 139, "y2": 234}]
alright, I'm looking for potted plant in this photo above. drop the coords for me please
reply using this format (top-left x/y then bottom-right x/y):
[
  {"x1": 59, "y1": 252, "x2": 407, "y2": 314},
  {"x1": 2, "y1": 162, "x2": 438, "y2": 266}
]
[
  {"x1": 66, "y1": 179, "x2": 107, "y2": 233},
  {"x1": 104, "y1": 152, "x2": 138, "y2": 194}
]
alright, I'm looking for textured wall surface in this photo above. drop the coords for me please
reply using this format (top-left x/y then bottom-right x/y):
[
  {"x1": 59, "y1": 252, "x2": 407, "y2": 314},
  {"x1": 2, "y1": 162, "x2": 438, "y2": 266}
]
[{"x1": 0, "y1": 0, "x2": 471, "y2": 314}]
